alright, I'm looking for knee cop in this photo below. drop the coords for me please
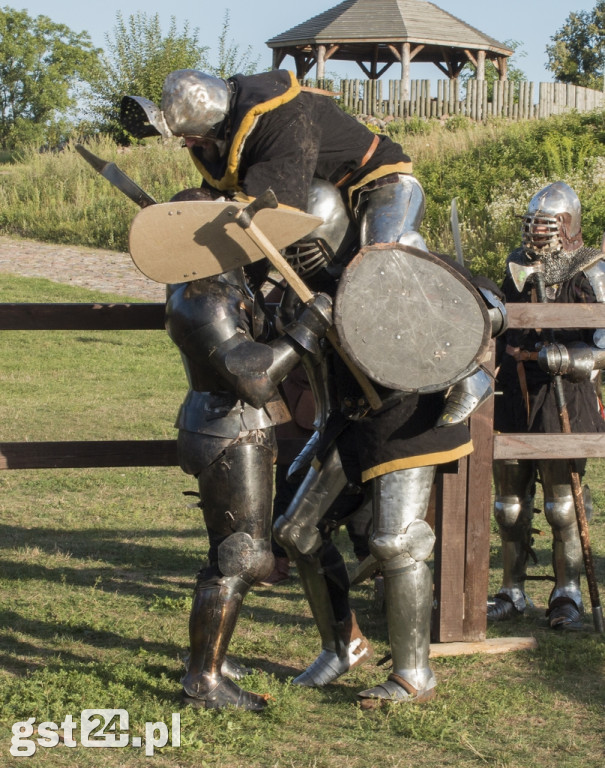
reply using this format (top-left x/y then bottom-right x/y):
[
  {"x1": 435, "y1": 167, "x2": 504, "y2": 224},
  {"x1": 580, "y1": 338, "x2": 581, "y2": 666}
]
[
  {"x1": 217, "y1": 531, "x2": 273, "y2": 586},
  {"x1": 369, "y1": 518, "x2": 435, "y2": 573}
]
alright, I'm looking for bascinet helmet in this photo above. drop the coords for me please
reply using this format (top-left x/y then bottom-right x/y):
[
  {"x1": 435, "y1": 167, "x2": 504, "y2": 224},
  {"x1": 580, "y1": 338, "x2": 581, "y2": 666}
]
[
  {"x1": 120, "y1": 70, "x2": 229, "y2": 140},
  {"x1": 521, "y1": 181, "x2": 583, "y2": 261},
  {"x1": 161, "y1": 70, "x2": 230, "y2": 138},
  {"x1": 283, "y1": 179, "x2": 357, "y2": 278}
]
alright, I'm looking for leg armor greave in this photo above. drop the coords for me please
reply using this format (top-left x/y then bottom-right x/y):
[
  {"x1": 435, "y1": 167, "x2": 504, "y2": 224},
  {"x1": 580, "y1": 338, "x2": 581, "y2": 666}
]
[
  {"x1": 491, "y1": 459, "x2": 535, "y2": 615},
  {"x1": 368, "y1": 466, "x2": 437, "y2": 693},
  {"x1": 181, "y1": 438, "x2": 275, "y2": 710},
  {"x1": 359, "y1": 174, "x2": 427, "y2": 248},
  {"x1": 275, "y1": 447, "x2": 373, "y2": 686},
  {"x1": 274, "y1": 445, "x2": 348, "y2": 650},
  {"x1": 539, "y1": 460, "x2": 584, "y2": 614},
  {"x1": 182, "y1": 572, "x2": 248, "y2": 693}
]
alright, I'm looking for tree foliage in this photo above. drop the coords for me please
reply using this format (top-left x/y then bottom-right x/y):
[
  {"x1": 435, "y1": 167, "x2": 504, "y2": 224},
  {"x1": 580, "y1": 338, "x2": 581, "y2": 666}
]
[
  {"x1": 88, "y1": 11, "x2": 208, "y2": 142},
  {"x1": 87, "y1": 10, "x2": 261, "y2": 143},
  {"x1": 0, "y1": 6, "x2": 101, "y2": 149},
  {"x1": 210, "y1": 10, "x2": 260, "y2": 79},
  {"x1": 546, "y1": 2, "x2": 605, "y2": 88}
]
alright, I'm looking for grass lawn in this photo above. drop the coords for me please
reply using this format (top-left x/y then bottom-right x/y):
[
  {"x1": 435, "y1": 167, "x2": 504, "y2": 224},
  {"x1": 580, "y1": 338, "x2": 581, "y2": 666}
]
[{"x1": 0, "y1": 275, "x2": 603, "y2": 767}]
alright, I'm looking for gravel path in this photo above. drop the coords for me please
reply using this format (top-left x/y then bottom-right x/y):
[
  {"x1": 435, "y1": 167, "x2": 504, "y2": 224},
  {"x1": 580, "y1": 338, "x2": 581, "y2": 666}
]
[{"x1": 0, "y1": 235, "x2": 166, "y2": 301}]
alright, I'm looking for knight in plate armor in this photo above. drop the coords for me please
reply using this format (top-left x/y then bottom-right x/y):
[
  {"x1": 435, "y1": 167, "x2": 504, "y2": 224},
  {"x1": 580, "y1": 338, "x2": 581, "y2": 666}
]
[
  {"x1": 488, "y1": 181, "x2": 605, "y2": 629},
  {"x1": 273, "y1": 180, "x2": 505, "y2": 707},
  {"x1": 164, "y1": 187, "x2": 332, "y2": 711}
]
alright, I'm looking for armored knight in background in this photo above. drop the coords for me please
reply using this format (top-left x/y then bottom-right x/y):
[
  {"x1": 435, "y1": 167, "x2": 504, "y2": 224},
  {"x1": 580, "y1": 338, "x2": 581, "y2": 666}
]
[
  {"x1": 489, "y1": 181, "x2": 605, "y2": 629},
  {"x1": 274, "y1": 180, "x2": 505, "y2": 706},
  {"x1": 164, "y1": 188, "x2": 332, "y2": 711}
]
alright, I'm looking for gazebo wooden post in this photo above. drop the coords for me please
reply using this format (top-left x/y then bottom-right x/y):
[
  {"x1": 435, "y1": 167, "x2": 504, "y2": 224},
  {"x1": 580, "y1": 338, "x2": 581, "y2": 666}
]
[
  {"x1": 477, "y1": 50, "x2": 486, "y2": 81},
  {"x1": 316, "y1": 44, "x2": 326, "y2": 80},
  {"x1": 401, "y1": 42, "x2": 411, "y2": 101},
  {"x1": 500, "y1": 56, "x2": 508, "y2": 81}
]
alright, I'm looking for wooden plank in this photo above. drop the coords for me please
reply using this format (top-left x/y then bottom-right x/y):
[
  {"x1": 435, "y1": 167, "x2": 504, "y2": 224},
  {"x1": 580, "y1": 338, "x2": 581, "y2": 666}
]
[
  {"x1": 430, "y1": 637, "x2": 537, "y2": 658},
  {"x1": 4, "y1": 301, "x2": 601, "y2": 332},
  {"x1": 506, "y1": 302, "x2": 605, "y2": 329},
  {"x1": 463, "y1": 362, "x2": 495, "y2": 641},
  {"x1": 493, "y1": 433, "x2": 605, "y2": 460},
  {"x1": 432, "y1": 458, "x2": 468, "y2": 642},
  {"x1": 0, "y1": 440, "x2": 178, "y2": 469},
  {"x1": 0, "y1": 303, "x2": 165, "y2": 331}
]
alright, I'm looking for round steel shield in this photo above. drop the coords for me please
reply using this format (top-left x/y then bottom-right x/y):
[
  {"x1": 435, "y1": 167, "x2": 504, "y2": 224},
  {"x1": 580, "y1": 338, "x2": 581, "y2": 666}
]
[{"x1": 334, "y1": 244, "x2": 491, "y2": 393}]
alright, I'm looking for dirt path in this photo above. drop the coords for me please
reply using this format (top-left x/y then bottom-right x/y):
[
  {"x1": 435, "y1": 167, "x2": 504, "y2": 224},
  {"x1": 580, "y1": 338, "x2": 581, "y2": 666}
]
[{"x1": 0, "y1": 235, "x2": 166, "y2": 301}]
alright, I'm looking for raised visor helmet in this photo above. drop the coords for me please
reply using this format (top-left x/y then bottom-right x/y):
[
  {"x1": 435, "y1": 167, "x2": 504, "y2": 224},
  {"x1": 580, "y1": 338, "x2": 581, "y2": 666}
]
[{"x1": 120, "y1": 70, "x2": 229, "y2": 140}]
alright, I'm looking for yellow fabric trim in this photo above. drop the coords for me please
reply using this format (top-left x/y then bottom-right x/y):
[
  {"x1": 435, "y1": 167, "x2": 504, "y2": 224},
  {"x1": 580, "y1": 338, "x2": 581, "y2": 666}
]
[
  {"x1": 346, "y1": 161, "x2": 414, "y2": 209},
  {"x1": 189, "y1": 71, "x2": 302, "y2": 192},
  {"x1": 360, "y1": 440, "x2": 474, "y2": 483},
  {"x1": 188, "y1": 148, "x2": 234, "y2": 191},
  {"x1": 227, "y1": 71, "x2": 301, "y2": 184},
  {"x1": 311, "y1": 456, "x2": 322, "y2": 472}
]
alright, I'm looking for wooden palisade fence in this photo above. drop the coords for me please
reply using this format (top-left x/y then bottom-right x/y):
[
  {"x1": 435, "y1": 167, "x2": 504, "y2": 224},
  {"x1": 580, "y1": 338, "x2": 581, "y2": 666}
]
[
  {"x1": 305, "y1": 78, "x2": 605, "y2": 122},
  {"x1": 1, "y1": 301, "x2": 604, "y2": 643}
]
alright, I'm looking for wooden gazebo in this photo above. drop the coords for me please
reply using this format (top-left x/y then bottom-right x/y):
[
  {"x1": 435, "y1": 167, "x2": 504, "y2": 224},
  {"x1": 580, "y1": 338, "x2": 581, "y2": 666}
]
[{"x1": 266, "y1": 0, "x2": 513, "y2": 98}]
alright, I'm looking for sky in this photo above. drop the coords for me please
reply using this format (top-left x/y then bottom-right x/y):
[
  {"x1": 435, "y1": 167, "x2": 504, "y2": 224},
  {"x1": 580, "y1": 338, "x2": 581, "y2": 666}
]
[{"x1": 6, "y1": 0, "x2": 599, "y2": 86}]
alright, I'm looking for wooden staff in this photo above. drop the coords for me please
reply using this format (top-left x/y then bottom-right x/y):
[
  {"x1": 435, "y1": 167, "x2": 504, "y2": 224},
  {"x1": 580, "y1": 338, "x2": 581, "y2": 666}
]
[
  {"x1": 232, "y1": 190, "x2": 383, "y2": 411},
  {"x1": 533, "y1": 268, "x2": 604, "y2": 633}
]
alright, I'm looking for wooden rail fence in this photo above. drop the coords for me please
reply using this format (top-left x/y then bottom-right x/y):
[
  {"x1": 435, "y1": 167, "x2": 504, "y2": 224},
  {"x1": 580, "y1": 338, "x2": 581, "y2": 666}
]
[
  {"x1": 305, "y1": 78, "x2": 605, "y2": 121},
  {"x1": 1, "y1": 301, "x2": 604, "y2": 642}
]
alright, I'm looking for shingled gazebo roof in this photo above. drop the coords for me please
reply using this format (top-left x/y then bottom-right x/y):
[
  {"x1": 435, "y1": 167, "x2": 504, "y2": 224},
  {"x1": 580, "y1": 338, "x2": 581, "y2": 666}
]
[{"x1": 266, "y1": 0, "x2": 513, "y2": 82}]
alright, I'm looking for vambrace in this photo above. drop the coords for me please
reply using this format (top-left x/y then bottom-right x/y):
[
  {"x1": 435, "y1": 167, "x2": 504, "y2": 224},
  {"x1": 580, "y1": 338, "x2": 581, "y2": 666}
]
[
  {"x1": 358, "y1": 173, "x2": 426, "y2": 247},
  {"x1": 219, "y1": 334, "x2": 316, "y2": 410},
  {"x1": 281, "y1": 293, "x2": 333, "y2": 355},
  {"x1": 436, "y1": 367, "x2": 493, "y2": 427},
  {"x1": 537, "y1": 341, "x2": 605, "y2": 382},
  {"x1": 477, "y1": 285, "x2": 508, "y2": 337}
]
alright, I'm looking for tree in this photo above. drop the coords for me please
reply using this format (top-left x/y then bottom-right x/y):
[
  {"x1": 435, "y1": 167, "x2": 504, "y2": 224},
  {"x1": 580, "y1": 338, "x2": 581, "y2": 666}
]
[
  {"x1": 87, "y1": 11, "x2": 208, "y2": 142},
  {"x1": 546, "y1": 2, "x2": 605, "y2": 88},
  {"x1": 210, "y1": 10, "x2": 260, "y2": 79},
  {"x1": 88, "y1": 10, "x2": 261, "y2": 142},
  {"x1": 0, "y1": 6, "x2": 101, "y2": 149}
]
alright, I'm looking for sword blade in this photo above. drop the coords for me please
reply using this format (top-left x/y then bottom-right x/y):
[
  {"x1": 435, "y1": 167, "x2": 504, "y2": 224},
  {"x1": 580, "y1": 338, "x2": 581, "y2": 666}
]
[
  {"x1": 450, "y1": 197, "x2": 464, "y2": 266},
  {"x1": 75, "y1": 144, "x2": 157, "y2": 208}
]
